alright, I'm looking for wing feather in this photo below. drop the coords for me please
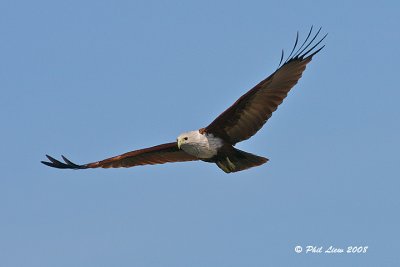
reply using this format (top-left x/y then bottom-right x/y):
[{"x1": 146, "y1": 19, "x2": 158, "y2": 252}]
[
  {"x1": 205, "y1": 28, "x2": 326, "y2": 144},
  {"x1": 41, "y1": 142, "x2": 198, "y2": 170}
]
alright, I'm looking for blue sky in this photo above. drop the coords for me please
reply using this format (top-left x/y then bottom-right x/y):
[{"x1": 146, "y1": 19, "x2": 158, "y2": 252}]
[{"x1": 1, "y1": 0, "x2": 399, "y2": 266}]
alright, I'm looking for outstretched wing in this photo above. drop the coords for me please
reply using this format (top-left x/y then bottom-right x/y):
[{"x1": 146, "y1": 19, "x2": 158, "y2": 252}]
[
  {"x1": 41, "y1": 142, "x2": 198, "y2": 169},
  {"x1": 204, "y1": 27, "x2": 327, "y2": 145}
]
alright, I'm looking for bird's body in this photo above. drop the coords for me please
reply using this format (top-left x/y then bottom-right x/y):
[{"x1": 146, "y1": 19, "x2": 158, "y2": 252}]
[
  {"x1": 42, "y1": 27, "x2": 326, "y2": 173},
  {"x1": 176, "y1": 130, "x2": 267, "y2": 172}
]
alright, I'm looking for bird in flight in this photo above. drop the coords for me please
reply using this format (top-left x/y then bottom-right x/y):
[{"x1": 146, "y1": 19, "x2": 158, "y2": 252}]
[{"x1": 42, "y1": 27, "x2": 326, "y2": 173}]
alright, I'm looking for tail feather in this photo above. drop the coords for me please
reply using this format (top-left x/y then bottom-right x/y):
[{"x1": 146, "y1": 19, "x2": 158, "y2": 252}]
[{"x1": 215, "y1": 148, "x2": 268, "y2": 173}]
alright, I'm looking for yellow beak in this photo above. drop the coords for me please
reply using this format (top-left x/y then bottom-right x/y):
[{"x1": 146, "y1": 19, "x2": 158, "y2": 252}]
[{"x1": 177, "y1": 138, "x2": 182, "y2": 149}]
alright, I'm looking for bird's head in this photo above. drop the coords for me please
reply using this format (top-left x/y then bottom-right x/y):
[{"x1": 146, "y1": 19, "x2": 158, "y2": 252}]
[
  {"x1": 177, "y1": 131, "x2": 200, "y2": 149},
  {"x1": 177, "y1": 134, "x2": 190, "y2": 149}
]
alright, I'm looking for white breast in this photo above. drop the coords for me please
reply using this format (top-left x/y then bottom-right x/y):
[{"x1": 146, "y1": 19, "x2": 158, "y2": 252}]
[{"x1": 179, "y1": 131, "x2": 223, "y2": 159}]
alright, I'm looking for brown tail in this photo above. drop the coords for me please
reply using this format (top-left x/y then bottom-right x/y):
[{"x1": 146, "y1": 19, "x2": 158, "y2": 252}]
[{"x1": 215, "y1": 148, "x2": 268, "y2": 173}]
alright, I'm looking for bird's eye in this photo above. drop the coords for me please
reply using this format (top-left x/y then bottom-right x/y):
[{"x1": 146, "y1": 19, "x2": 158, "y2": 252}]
[{"x1": 184, "y1": 137, "x2": 188, "y2": 140}]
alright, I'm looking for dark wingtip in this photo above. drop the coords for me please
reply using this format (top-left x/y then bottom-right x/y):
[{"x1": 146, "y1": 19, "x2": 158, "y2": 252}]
[
  {"x1": 285, "y1": 31, "x2": 299, "y2": 63},
  {"x1": 307, "y1": 44, "x2": 326, "y2": 58},
  {"x1": 61, "y1": 155, "x2": 85, "y2": 169},
  {"x1": 279, "y1": 26, "x2": 327, "y2": 67},
  {"x1": 300, "y1": 32, "x2": 328, "y2": 59},
  {"x1": 278, "y1": 49, "x2": 285, "y2": 67},
  {"x1": 41, "y1": 161, "x2": 54, "y2": 167},
  {"x1": 41, "y1": 154, "x2": 87, "y2": 169}
]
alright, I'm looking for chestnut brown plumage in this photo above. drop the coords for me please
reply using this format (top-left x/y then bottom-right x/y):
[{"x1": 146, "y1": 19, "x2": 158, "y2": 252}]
[
  {"x1": 42, "y1": 143, "x2": 198, "y2": 169},
  {"x1": 42, "y1": 27, "x2": 326, "y2": 173},
  {"x1": 205, "y1": 27, "x2": 326, "y2": 144}
]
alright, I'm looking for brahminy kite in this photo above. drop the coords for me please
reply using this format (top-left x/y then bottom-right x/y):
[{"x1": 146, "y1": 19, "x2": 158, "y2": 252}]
[{"x1": 42, "y1": 27, "x2": 326, "y2": 173}]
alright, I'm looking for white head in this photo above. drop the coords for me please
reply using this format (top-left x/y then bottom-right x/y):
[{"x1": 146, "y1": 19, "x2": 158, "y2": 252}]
[
  {"x1": 177, "y1": 130, "x2": 222, "y2": 159},
  {"x1": 177, "y1": 131, "x2": 202, "y2": 150}
]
